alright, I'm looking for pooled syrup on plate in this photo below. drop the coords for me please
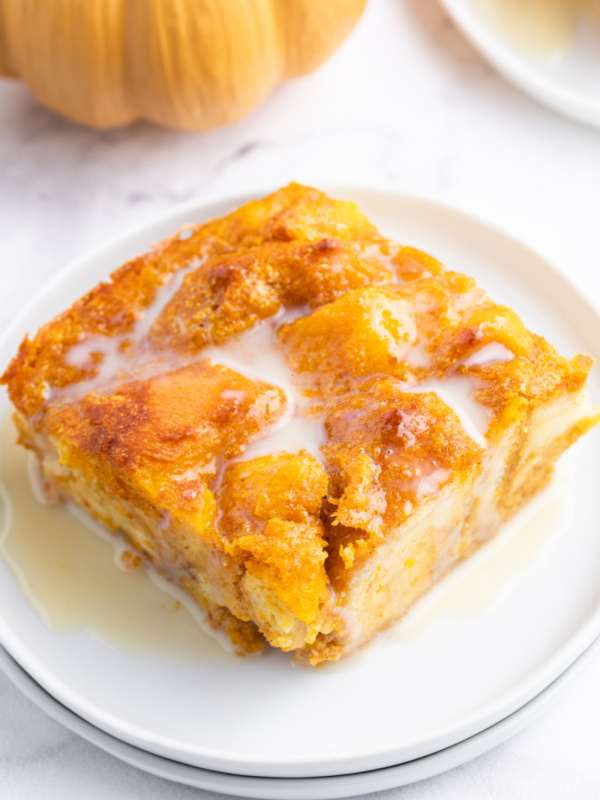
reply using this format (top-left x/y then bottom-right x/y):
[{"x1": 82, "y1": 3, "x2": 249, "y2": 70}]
[
  {"x1": 475, "y1": 0, "x2": 600, "y2": 59},
  {"x1": 319, "y1": 457, "x2": 571, "y2": 674},
  {"x1": 0, "y1": 412, "x2": 233, "y2": 664},
  {"x1": 386, "y1": 455, "x2": 573, "y2": 644}
]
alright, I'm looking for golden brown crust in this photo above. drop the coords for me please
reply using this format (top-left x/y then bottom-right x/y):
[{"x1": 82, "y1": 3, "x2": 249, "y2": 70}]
[
  {"x1": 2, "y1": 183, "x2": 392, "y2": 421},
  {"x1": 148, "y1": 239, "x2": 392, "y2": 354},
  {"x1": 218, "y1": 453, "x2": 330, "y2": 625},
  {"x1": 45, "y1": 361, "x2": 286, "y2": 517},
  {"x1": 321, "y1": 378, "x2": 484, "y2": 584}
]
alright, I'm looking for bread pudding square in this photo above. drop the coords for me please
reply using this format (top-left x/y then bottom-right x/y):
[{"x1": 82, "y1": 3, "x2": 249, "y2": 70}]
[{"x1": 2, "y1": 183, "x2": 599, "y2": 664}]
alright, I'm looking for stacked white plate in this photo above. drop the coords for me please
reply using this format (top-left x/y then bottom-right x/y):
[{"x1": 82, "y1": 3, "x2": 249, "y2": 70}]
[
  {"x1": 2, "y1": 640, "x2": 599, "y2": 799},
  {"x1": 2, "y1": 188, "x2": 600, "y2": 799}
]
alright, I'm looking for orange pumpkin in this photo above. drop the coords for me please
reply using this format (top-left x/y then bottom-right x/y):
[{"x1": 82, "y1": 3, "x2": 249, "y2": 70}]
[{"x1": 0, "y1": 0, "x2": 367, "y2": 130}]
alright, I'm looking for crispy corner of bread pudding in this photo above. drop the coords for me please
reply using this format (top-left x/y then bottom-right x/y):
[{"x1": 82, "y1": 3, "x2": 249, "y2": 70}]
[{"x1": 3, "y1": 183, "x2": 599, "y2": 664}]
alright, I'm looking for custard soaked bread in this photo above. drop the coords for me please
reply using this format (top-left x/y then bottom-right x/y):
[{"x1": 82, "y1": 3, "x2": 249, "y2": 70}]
[{"x1": 3, "y1": 184, "x2": 599, "y2": 664}]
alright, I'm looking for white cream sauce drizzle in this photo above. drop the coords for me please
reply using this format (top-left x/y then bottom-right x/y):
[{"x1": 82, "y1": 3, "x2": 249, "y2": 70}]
[
  {"x1": 401, "y1": 375, "x2": 490, "y2": 449},
  {"x1": 61, "y1": 258, "x2": 204, "y2": 397},
  {"x1": 463, "y1": 342, "x2": 514, "y2": 368},
  {"x1": 64, "y1": 336, "x2": 127, "y2": 388},
  {"x1": 359, "y1": 242, "x2": 402, "y2": 275},
  {"x1": 178, "y1": 227, "x2": 194, "y2": 241},
  {"x1": 204, "y1": 311, "x2": 327, "y2": 467},
  {"x1": 416, "y1": 467, "x2": 452, "y2": 499},
  {"x1": 403, "y1": 342, "x2": 432, "y2": 368},
  {"x1": 135, "y1": 259, "x2": 204, "y2": 340},
  {"x1": 395, "y1": 342, "x2": 514, "y2": 451}
]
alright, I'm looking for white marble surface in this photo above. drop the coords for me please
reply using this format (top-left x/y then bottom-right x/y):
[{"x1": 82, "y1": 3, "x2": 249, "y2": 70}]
[{"x1": 2, "y1": 0, "x2": 600, "y2": 796}]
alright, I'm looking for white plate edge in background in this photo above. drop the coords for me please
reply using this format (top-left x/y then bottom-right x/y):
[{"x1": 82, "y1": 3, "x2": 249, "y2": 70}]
[{"x1": 439, "y1": 0, "x2": 600, "y2": 129}]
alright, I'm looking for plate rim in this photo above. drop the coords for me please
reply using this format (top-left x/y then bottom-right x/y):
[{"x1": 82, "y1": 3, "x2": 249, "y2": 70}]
[
  {"x1": 1, "y1": 635, "x2": 599, "y2": 799},
  {"x1": 1, "y1": 184, "x2": 600, "y2": 776},
  {"x1": 439, "y1": 0, "x2": 600, "y2": 129}
]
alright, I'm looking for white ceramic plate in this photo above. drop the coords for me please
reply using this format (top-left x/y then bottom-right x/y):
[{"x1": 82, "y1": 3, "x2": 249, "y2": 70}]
[
  {"x1": 1, "y1": 188, "x2": 600, "y2": 778},
  {"x1": 440, "y1": 0, "x2": 600, "y2": 129},
  {"x1": 2, "y1": 637, "x2": 599, "y2": 800}
]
